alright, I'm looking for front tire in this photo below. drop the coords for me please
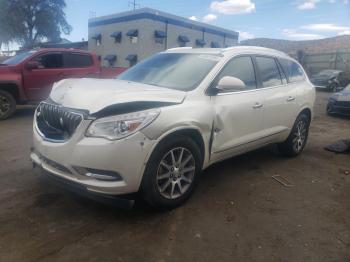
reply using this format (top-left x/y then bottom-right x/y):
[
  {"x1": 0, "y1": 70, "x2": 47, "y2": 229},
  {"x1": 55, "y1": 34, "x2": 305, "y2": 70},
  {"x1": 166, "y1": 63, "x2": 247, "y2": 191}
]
[
  {"x1": 140, "y1": 136, "x2": 202, "y2": 210},
  {"x1": 278, "y1": 113, "x2": 310, "y2": 157},
  {"x1": 0, "y1": 90, "x2": 16, "y2": 120}
]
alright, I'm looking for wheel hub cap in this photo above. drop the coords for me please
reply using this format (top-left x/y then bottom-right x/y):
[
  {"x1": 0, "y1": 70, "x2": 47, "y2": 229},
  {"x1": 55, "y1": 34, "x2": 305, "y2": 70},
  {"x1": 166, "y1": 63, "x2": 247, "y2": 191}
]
[{"x1": 156, "y1": 147, "x2": 195, "y2": 199}]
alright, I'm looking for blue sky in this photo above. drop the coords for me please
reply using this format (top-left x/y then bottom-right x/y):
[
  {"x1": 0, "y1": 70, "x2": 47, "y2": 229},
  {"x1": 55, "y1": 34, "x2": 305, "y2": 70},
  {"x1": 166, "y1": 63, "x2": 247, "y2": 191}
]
[{"x1": 64, "y1": 0, "x2": 349, "y2": 42}]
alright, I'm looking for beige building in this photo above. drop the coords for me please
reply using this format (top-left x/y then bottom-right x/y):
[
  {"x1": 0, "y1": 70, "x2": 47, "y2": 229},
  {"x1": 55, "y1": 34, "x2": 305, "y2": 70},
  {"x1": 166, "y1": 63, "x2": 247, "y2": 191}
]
[{"x1": 88, "y1": 8, "x2": 239, "y2": 68}]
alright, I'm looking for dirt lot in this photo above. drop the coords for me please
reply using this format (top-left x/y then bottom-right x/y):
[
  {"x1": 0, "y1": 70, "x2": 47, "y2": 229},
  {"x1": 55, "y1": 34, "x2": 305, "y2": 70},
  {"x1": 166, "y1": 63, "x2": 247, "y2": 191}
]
[{"x1": 0, "y1": 92, "x2": 349, "y2": 262}]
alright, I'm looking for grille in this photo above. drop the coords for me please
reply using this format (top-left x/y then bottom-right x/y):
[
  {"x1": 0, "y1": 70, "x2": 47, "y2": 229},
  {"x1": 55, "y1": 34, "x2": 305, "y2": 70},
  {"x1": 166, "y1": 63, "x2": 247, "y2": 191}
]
[{"x1": 36, "y1": 102, "x2": 83, "y2": 141}]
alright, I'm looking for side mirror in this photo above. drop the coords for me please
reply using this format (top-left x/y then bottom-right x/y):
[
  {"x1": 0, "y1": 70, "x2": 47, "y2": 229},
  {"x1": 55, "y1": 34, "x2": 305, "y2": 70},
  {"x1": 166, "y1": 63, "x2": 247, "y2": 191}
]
[
  {"x1": 216, "y1": 76, "x2": 246, "y2": 93},
  {"x1": 26, "y1": 61, "x2": 39, "y2": 70}
]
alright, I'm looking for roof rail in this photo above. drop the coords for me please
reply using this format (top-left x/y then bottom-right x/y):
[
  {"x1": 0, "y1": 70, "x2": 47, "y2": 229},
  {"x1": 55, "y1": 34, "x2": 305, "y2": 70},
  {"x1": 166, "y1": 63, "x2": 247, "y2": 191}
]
[{"x1": 166, "y1": 47, "x2": 193, "y2": 51}]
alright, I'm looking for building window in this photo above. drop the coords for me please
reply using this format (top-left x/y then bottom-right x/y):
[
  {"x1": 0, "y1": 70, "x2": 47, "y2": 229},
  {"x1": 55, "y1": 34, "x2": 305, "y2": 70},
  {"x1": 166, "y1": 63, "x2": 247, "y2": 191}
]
[
  {"x1": 110, "y1": 31, "x2": 122, "y2": 43},
  {"x1": 211, "y1": 42, "x2": 220, "y2": 48},
  {"x1": 126, "y1": 29, "x2": 138, "y2": 44},
  {"x1": 92, "y1": 33, "x2": 102, "y2": 46},
  {"x1": 125, "y1": 54, "x2": 137, "y2": 67},
  {"x1": 155, "y1": 30, "x2": 166, "y2": 44},
  {"x1": 195, "y1": 39, "x2": 206, "y2": 47},
  {"x1": 178, "y1": 35, "x2": 190, "y2": 47},
  {"x1": 104, "y1": 55, "x2": 117, "y2": 67}
]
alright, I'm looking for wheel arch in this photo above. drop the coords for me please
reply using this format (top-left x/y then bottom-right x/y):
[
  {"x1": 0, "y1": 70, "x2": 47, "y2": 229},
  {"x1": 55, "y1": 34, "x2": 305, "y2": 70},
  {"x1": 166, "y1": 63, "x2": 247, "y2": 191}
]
[
  {"x1": 298, "y1": 107, "x2": 312, "y2": 123},
  {"x1": 144, "y1": 127, "x2": 207, "y2": 169},
  {"x1": 0, "y1": 82, "x2": 21, "y2": 103}
]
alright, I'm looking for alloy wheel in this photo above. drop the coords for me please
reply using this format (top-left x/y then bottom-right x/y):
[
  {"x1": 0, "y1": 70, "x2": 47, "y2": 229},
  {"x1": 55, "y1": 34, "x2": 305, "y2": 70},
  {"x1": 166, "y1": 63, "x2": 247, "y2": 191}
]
[
  {"x1": 156, "y1": 147, "x2": 196, "y2": 199},
  {"x1": 292, "y1": 120, "x2": 307, "y2": 153},
  {"x1": 0, "y1": 94, "x2": 11, "y2": 117}
]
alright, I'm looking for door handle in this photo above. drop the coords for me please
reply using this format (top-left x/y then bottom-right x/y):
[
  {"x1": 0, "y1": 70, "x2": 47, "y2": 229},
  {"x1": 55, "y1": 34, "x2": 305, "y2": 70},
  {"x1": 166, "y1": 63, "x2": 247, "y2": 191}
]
[
  {"x1": 286, "y1": 96, "x2": 296, "y2": 102},
  {"x1": 252, "y1": 103, "x2": 263, "y2": 109}
]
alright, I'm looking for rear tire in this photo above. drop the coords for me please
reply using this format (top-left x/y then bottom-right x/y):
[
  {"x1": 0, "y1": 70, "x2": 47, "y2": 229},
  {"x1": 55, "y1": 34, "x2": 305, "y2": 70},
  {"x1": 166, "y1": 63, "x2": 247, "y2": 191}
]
[
  {"x1": 0, "y1": 90, "x2": 16, "y2": 120},
  {"x1": 278, "y1": 113, "x2": 310, "y2": 157},
  {"x1": 140, "y1": 135, "x2": 202, "y2": 210}
]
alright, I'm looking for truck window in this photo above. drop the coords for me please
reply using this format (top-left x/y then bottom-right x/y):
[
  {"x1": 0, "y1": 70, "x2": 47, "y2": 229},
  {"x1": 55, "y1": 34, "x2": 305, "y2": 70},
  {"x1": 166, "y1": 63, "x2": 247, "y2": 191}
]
[
  {"x1": 35, "y1": 53, "x2": 63, "y2": 69},
  {"x1": 64, "y1": 53, "x2": 93, "y2": 68},
  {"x1": 255, "y1": 56, "x2": 283, "y2": 88}
]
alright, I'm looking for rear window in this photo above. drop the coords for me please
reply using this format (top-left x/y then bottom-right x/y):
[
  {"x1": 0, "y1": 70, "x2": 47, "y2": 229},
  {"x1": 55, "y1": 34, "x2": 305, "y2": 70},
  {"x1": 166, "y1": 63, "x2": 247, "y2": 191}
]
[
  {"x1": 255, "y1": 56, "x2": 283, "y2": 88},
  {"x1": 64, "y1": 53, "x2": 93, "y2": 68},
  {"x1": 279, "y1": 59, "x2": 305, "y2": 82}
]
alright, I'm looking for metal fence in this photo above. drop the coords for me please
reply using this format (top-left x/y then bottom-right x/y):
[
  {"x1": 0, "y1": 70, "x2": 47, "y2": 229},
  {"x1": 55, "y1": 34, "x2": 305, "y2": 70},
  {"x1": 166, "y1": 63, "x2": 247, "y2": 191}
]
[{"x1": 299, "y1": 51, "x2": 350, "y2": 77}]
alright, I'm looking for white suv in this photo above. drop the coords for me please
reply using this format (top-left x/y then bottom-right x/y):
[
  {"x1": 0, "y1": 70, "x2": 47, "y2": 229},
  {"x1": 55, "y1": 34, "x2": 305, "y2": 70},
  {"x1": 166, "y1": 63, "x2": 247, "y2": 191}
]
[{"x1": 31, "y1": 46, "x2": 315, "y2": 209}]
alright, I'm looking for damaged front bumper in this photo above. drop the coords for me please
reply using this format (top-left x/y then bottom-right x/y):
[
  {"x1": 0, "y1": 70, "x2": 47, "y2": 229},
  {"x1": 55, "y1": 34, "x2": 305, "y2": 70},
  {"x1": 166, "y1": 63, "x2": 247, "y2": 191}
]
[{"x1": 31, "y1": 117, "x2": 158, "y2": 205}]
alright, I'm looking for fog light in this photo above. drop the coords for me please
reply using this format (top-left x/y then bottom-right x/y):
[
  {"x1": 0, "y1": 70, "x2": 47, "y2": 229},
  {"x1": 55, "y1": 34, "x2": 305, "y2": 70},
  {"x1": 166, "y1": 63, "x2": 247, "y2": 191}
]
[{"x1": 74, "y1": 167, "x2": 122, "y2": 181}]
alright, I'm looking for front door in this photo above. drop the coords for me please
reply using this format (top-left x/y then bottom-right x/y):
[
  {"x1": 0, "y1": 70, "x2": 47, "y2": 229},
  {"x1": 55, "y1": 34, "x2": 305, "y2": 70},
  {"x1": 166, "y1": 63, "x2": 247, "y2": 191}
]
[
  {"x1": 23, "y1": 52, "x2": 65, "y2": 101},
  {"x1": 210, "y1": 56, "x2": 265, "y2": 163}
]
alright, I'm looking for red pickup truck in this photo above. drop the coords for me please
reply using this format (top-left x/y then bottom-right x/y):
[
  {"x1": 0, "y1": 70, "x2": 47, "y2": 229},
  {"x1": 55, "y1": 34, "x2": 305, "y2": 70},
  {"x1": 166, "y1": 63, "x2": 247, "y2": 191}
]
[{"x1": 0, "y1": 48, "x2": 126, "y2": 119}]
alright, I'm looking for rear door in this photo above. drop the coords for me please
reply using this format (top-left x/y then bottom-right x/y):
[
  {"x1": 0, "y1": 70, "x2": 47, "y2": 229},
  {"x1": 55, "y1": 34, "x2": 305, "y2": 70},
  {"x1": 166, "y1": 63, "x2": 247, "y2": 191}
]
[
  {"x1": 254, "y1": 56, "x2": 298, "y2": 137},
  {"x1": 210, "y1": 55, "x2": 265, "y2": 162},
  {"x1": 63, "y1": 52, "x2": 98, "y2": 78},
  {"x1": 22, "y1": 52, "x2": 65, "y2": 100}
]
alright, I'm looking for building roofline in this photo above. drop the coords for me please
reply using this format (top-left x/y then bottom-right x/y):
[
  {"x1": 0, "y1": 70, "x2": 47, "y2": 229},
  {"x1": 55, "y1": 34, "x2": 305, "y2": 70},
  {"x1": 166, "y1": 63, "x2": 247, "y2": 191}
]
[{"x1": 88, "y1": 7, "x2": 239, "y2": 39}]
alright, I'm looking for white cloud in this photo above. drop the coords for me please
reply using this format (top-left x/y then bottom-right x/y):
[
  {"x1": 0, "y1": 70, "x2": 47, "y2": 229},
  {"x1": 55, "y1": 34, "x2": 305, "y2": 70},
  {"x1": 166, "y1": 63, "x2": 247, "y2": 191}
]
[
  {"x1": 282, "y1": 29, "x2": 324, "y2": 40},
  {"x1": 202, "y1": 14, "x2": 218, "y2": 23},
  {"x1": 210, "y1": 0, "x2": 256, "y2": 14},
  {"x1": 301, "y1": 23, "x2": 350, "y2": 32},
  {"x1": 338, "y1": 30, "x2": 350, "y2": 35},
  {"x1": 297, "y1": 0, "x2": 347, "y2": 10},
  {"x1": 298, "y1": 0, "x2": 319, "y2": 10},
  {"x1": 237, "y1": 30, "x2": 255, "y2": 40},
  {"x1": 189, "y1": 16, "x2": 198, "y2": 21}
]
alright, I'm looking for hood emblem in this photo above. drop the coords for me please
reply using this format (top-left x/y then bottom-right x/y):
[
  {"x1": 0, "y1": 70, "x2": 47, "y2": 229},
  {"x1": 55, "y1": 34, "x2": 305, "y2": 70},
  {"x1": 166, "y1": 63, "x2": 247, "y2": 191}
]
[{"x1": 60, "y1": 117, "x2": 64, "y2": 127}]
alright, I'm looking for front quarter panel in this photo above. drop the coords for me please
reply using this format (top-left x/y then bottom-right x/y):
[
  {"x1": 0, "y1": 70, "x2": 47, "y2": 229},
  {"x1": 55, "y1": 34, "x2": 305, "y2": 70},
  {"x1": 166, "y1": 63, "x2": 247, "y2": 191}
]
[{"x1": 141, "y1": 97, "x2": 215, "y2": 168}]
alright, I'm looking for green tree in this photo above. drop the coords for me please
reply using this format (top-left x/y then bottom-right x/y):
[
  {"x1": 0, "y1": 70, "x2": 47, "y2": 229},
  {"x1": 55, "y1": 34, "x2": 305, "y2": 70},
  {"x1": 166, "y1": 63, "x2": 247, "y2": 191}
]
[{"x1": 0, "y1": 0, "x2": 72, "y2": 49}]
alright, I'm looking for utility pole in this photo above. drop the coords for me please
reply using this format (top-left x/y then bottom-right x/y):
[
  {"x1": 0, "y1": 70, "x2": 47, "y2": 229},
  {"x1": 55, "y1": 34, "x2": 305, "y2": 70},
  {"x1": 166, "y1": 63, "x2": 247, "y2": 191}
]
[{"x1": 129, "y1": 0, "x2": 140, "y2": 11}]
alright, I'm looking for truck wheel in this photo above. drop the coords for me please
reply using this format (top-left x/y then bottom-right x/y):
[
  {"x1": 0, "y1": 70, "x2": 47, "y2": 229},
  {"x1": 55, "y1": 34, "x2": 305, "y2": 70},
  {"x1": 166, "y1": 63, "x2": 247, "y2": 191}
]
[
  {"x1": 0, "y1": 90, "x2": 16, "y2": 120},
  {"x1": 278, "y1": 113, "x2": 310, "y2": 157},
  {"x1": 141, "y1": 136, "x2": 202, "y2": 210}
]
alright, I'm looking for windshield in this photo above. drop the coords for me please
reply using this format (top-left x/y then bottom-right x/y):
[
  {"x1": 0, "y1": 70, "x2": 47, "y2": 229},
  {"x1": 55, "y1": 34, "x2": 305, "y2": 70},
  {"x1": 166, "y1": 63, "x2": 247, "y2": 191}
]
[
  {"x1": 117, "y1": 53, "x2": 221, "y2": 91},
  {"x1": 1, "y1": 50, "x2": 37, "y2": 65}
]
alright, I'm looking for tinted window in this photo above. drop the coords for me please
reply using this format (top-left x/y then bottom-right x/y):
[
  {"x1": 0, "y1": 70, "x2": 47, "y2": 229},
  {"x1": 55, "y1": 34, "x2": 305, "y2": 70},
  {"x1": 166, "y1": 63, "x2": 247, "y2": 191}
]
[
  {"x1": 279, "y1": 59, "x2": 305, "y2": 82},
  {"x1": 34, "y1": 53, "x2": 63, "y2": 69},
  {"x1": 65, "y1": 53, "x2": 93, "y2": 68},
  {"x1": 214, "y1": 56, "x2": 257, "y2": 90},
  {"x1": 256, "y1": 56, "x2": 282, "y2": 87}
]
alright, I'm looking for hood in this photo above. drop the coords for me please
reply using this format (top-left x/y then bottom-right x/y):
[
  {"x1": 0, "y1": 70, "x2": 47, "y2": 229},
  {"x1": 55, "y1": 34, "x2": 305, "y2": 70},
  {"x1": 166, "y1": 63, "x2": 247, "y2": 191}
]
[
  {"x1": 0, "y1": 65, "x2": 16, "y2": 73},
  {"x1": 50, "y1": 78, "x2": 187, "y2": 114},
  {"x1": 331, "y1": 90, "x2": 350, "y2": 101}
]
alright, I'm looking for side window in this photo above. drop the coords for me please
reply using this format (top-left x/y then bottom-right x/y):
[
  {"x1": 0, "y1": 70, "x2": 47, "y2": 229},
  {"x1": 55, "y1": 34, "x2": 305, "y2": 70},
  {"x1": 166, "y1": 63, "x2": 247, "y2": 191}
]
[
  {"x1": 255, "y1": 56, "x2": 282, "y2": 87},
  {"x1": 214, "y1": 56, "x2": 257, "y2": 91},
  {"x1": 64, "y1": 53, "x2": 93, "y2": 68},
  {"x1": 279, "y1": 59, "x2": 305, "y2": 83},
  {"x1": 34, "y1": 53, "x2": 63, "y2": 69}
]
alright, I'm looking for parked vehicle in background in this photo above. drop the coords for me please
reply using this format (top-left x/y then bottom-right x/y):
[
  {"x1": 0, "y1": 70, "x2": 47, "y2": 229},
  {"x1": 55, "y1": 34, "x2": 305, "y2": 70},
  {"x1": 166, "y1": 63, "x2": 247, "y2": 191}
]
[
  {"x1": 310, "y1": 69, "x2": 347, "y2": 92},
  {"x1": 0, "y1": 48, "x2": 126, "y2": 120},
  {"x1": 327, "y1": 84, "x2": 350, "y2": 116},
  {"x1": 31, "y1": 46, "x2": 315, "y2": 209}
]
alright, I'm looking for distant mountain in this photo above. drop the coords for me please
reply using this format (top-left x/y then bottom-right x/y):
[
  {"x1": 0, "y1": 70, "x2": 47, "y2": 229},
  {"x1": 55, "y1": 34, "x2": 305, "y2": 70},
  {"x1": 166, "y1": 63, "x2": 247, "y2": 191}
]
[{"x1": 240, "y1": 35, "x2": 350, "y2": 54}]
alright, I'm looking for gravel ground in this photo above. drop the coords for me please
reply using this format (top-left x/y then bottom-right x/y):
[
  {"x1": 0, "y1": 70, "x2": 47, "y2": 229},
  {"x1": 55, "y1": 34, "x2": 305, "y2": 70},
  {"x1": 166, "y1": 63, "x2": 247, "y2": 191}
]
[{"x1": 0, "y1": 91, "x2": 349, "y2": 262}]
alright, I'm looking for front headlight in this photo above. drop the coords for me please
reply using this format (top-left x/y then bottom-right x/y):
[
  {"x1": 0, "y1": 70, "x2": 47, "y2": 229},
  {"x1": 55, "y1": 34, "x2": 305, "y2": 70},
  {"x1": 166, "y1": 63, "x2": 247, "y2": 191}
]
[{"x1": 86, "y1": 109, "x2": 160, "y2": 140}]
